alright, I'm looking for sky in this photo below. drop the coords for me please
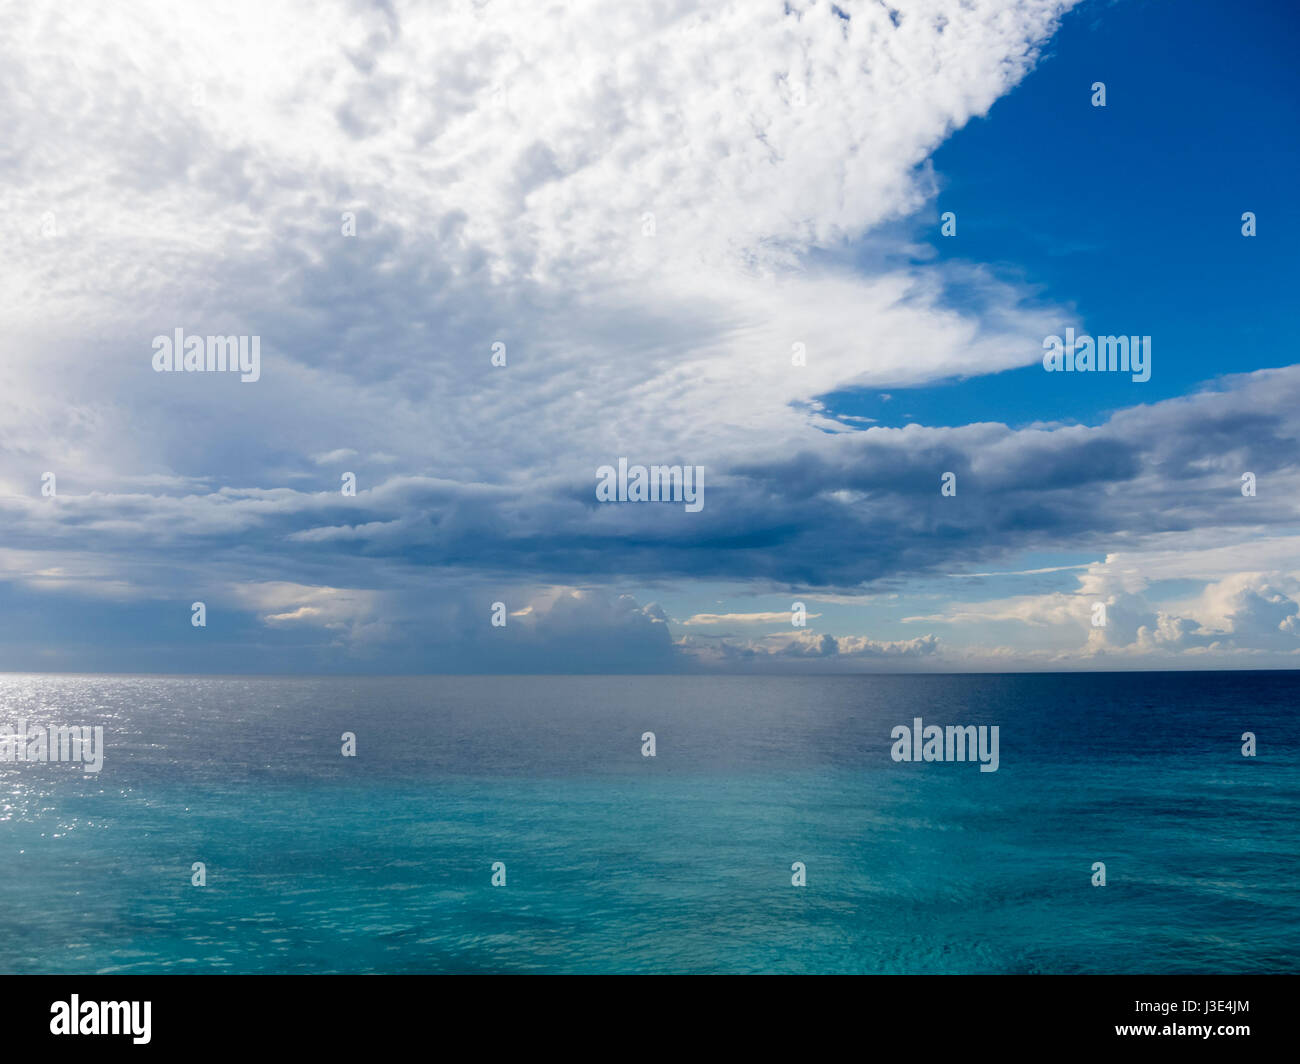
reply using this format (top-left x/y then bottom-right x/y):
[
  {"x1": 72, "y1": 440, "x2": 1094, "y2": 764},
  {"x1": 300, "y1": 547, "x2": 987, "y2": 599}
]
[{"x1": 1, "y1": 0, "x2": 1298, "y2": 674}]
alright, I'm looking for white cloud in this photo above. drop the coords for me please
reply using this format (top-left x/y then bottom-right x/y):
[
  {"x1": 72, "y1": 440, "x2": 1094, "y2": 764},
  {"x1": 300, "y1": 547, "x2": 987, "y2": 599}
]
[
  {"x1": 0, "y1": 0, "x2": 1080, "y2": 500},
  {"x1": 678, "y1": 610, "x2": 820, "y2": 625},
  {"x1": 910, "y1": 542, "x2": 1300, "y2": 661}
]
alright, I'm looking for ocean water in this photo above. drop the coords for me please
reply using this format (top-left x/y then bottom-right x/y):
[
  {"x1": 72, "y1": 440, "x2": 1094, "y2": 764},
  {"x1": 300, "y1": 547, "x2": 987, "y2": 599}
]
[{"x1": 0, "y1": 672, "x2": 1296, "y2": 974}]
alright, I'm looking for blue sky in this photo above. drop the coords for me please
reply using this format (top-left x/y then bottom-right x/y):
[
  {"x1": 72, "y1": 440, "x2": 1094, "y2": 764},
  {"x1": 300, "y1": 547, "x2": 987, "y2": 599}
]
[
  {"x1": 830, "y1": 0, "x2": 1300, "y2": 430},
  {"x1": 2, "y1": 0, "x2": 1299, "y2": 673}
]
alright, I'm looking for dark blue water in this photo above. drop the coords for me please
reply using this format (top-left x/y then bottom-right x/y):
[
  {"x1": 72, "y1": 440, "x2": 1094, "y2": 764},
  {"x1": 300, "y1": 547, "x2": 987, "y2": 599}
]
[{"x1": 0, "y1": 672, "x2": 1296, "y2": 973}]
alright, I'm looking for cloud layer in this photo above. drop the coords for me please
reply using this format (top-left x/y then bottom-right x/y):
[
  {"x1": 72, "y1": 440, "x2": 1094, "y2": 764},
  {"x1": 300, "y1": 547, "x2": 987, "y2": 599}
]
[{"x1": 8, "y1": 0, "x2": 1297, "y2": 672}]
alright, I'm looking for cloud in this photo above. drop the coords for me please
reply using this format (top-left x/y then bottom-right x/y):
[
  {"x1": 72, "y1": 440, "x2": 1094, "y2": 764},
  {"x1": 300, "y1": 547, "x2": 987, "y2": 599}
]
[
  {"x1": 679, "y1": 628, "x2": 940, "y2": 670},
  {"x1": 912, "y1": 548, "x2": 1300, "y2": 663},
  {"x1": 1, "y1": 0, "x2": 1081, "y2": 499},
  {"x1": 312, "y1": 449, "x2": 359, "y2": 466},
  {"x1": 5, "y1": 364, "x2": 1300, "y2": 611},
  {"x1": 15, "y1": 0, "x2": 1295, "y2": 672},
  {"x1": 678, "y1": 610, "x2": 820, "y2": 626}
]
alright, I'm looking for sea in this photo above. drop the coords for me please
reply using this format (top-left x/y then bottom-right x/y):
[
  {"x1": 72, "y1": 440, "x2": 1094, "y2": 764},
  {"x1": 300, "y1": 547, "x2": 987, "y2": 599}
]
[{"x1": 0, "y1": 671, "x2": 1296, "y2": 974}]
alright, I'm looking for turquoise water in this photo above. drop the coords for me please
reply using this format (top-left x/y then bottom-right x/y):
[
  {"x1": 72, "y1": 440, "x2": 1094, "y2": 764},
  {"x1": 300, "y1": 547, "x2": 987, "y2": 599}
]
[{"x1": 0, "y1": 673, "x2": 1296, "y2": 973}]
